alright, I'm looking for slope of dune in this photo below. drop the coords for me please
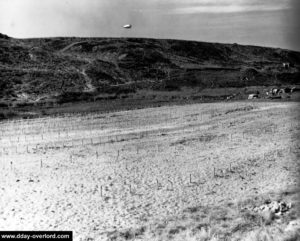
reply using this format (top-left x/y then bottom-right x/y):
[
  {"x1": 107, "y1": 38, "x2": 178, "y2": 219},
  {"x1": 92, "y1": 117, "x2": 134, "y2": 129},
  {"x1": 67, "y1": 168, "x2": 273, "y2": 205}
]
[{"x1": 0, "y1": 34, "x2": 300, "y2": 112}]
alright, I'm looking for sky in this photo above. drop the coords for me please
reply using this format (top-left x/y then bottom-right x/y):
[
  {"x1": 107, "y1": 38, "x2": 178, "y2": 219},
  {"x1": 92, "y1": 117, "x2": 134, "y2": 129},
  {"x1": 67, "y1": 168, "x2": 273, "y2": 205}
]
[{"x1": 0, "y1": 0, "x2": 299, "y2": 51}]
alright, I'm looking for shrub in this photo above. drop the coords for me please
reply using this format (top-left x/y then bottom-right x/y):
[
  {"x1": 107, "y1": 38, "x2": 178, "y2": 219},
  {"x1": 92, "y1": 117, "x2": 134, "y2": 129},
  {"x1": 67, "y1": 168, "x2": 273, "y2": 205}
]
[
  {"x1": 0, "y1": 102, "x2": 9, "y2": 108},
  {"x1": 0, "y1": 110, "x2": 19, "y2": 120}
]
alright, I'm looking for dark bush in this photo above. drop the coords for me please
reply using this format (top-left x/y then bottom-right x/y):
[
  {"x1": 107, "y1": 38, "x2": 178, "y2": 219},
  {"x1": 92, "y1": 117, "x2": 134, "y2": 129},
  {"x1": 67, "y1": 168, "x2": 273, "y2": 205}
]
[
  {"x1": 0, "y1": 102, "x2": 9, "y2": 108},
  {"x1": 0, "y1": 110, "x2": 19, "y2": 120},
  {"x1": 0, "y1": 112, "x2": 5, "y2": 120},
  {"x1": 14, "y1": 102, "x2": 35, "y2": 108}
]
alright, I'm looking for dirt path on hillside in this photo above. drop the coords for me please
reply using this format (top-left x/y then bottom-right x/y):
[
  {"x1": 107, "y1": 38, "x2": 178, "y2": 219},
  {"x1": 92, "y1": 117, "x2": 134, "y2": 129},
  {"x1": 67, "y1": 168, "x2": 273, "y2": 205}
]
[{"x1": 80, "y1": 68, "x2": 96, "y2": 92}]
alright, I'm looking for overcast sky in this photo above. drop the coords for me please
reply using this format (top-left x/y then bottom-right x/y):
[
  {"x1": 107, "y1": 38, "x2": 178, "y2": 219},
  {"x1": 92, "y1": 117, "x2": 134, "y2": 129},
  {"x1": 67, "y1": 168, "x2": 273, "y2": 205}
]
[{"x1": 0, "y1": 0, "x2": 299, "y2": 51}]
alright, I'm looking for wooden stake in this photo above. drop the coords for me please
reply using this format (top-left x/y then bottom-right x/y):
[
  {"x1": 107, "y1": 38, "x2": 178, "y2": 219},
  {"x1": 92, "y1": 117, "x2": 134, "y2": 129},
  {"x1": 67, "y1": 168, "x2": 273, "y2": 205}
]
[
  {"x1": 156, "y1": 179, "x2": 160, "y2": 190},
  {"x1": 168, "y1": 180, "x2": 173, "y2": 191},
  {"x1": 115, "y1": 150, "x2": 120, "y2": 162}
]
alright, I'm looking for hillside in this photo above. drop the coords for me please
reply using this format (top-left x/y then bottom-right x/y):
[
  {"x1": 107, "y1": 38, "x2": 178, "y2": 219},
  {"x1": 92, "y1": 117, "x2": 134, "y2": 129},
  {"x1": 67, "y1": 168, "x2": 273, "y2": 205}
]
[{"x1": 0, "y1": 34, "x2": 300, "y2": 112}]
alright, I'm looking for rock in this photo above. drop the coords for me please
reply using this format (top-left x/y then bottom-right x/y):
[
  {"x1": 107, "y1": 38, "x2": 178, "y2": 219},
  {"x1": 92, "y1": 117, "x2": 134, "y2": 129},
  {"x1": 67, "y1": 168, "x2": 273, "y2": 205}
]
[
  {"x1": 264, "y1": 200, "x2": 272, "y2": 205},
  {"x1": 274, "y1": 211, "x2": 282, "y2": 218},
  {"x1": 260, "y1": 209, "x2": 274, "y2": 225},
  {"x1": 270, "y1": 201, "x2": 280, "y2": 213},
  {"x1": 256, "y1": 201, "x2": 292, "y2": 217}
]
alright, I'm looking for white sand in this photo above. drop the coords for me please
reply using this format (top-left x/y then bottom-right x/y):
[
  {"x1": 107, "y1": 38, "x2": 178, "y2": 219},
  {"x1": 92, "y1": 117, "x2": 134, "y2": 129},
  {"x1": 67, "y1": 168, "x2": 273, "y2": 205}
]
[{"x1": 0, "y1": 101, "x2": 299, "y2": 240}]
